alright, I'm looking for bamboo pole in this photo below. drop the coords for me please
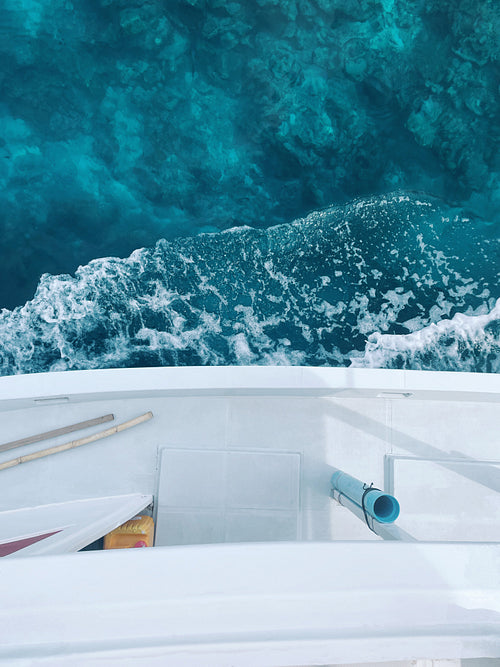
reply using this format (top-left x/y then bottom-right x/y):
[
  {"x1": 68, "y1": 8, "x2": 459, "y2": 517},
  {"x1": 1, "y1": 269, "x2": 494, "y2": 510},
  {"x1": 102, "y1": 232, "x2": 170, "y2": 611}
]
[
  {"x1": 0, "y1": 412, "x2": 153, "y2": 472},
  {"x1": 0, "y1": 414, "x2": 115, "y2": 454}
]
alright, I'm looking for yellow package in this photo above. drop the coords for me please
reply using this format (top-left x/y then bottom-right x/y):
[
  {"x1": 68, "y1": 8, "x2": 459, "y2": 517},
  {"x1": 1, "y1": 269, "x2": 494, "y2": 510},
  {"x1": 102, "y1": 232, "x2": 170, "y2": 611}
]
[{"x1": 104, "y1": 515, "x2": 154, "y2": 549}]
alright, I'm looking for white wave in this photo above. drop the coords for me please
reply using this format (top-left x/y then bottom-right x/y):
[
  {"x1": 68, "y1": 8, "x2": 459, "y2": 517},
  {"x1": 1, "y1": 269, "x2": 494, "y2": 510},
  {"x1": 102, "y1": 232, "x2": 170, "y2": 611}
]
[{"x1": 350, "y1": 299, "x2": 500, "y2": 372}]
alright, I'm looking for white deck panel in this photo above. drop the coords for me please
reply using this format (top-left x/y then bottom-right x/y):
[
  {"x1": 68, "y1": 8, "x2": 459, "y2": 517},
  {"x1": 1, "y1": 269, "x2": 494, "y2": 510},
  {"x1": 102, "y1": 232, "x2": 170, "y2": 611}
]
[
  {"x1": 386, "y1": 456, "x2": 500, "y2": 541},
  {"x1": 0, "y1": 542, "x2": 499, "y2": 665},
  {"x1": 156, "y1": 449, "x2": 300, "y2": 545}
]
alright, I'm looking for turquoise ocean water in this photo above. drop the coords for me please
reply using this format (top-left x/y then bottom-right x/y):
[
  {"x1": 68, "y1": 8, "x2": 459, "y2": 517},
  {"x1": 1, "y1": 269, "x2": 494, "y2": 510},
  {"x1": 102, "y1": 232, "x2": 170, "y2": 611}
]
[{"x1": 0, "y1": 0, "x2": 498, "y2": 373}]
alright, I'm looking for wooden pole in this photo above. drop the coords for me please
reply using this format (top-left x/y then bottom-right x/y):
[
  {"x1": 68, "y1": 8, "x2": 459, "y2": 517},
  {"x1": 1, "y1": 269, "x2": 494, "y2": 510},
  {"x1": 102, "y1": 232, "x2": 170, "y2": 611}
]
[
  {"x1": 0, "y1": 412, "x2": 153, "y2": 472},
  {"x1": 0, "y1": 414, "x2": 115, "y2": 454}
]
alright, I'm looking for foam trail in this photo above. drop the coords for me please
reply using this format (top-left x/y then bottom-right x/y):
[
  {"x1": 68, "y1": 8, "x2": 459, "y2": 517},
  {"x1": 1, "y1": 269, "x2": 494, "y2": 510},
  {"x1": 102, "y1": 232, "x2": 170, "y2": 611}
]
[
  {"x1": 0, "y1": 193, "x2": 498, "y2": 375},
  {"x1": 350, "y1": 299, "x2": 500, "y2": 372}
]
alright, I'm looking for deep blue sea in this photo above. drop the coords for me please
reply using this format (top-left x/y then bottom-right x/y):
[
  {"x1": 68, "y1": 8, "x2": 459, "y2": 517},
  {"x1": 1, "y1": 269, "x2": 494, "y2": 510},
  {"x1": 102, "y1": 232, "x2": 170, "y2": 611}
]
[{"x1": 0, "y1": 0, "x2": 498, "y2": 374}]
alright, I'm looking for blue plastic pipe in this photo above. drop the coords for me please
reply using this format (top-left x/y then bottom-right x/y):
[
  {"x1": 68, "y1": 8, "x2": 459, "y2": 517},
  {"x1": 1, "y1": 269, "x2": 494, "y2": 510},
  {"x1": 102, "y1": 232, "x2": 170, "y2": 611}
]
[{"x1": 331, "y1": 469, "x2": 400, "y2": 524}]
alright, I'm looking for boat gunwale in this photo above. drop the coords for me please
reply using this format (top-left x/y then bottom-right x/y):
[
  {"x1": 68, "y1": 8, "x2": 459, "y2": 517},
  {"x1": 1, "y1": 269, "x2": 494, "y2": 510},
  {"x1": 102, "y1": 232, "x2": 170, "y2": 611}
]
[{"x1": 0, "y1": 367, "x2": 498, "y2": 411}]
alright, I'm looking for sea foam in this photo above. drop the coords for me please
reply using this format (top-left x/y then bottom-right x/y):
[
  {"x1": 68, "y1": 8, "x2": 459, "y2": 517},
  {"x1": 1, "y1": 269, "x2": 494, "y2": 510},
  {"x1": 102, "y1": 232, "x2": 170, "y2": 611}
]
[
  {"x1": 0, "y1": 193, "x2": 497, "y2": 375},
  {"x1": 351, "y1": 299, "x2": 500, "y2": 372}
]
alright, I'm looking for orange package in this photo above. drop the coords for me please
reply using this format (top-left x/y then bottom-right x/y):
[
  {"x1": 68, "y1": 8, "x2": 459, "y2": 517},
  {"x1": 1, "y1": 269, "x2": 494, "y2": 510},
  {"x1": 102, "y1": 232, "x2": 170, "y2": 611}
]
[{"x1": 104, "y1": 515, "x2": 154, "y2": 549}]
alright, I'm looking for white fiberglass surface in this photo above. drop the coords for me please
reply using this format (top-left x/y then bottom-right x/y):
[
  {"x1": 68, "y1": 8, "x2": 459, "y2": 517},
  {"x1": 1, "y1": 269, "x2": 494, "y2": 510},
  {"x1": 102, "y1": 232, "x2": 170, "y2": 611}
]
[
  {"x1": 0, "y1": 368, "x2": 497, "y2": 546},
  {"x1": 0, "y1": 494, "x2": 151, "y2": 557},
  {"x1": 156, "y1": 449, "x2": 300, "y2": 545},
  {"x1": 0, "y1": 542, "x2": 499, "y2": 665},
  {"x1": 387, "y1": 457, "x2": 500, "y2": 541}
]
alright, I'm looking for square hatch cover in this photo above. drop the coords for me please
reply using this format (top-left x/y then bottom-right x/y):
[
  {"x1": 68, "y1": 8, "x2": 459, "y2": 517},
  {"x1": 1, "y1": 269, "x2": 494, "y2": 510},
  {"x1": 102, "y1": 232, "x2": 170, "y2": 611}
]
[{"x1": 156, "y1": 449, "x2": 300, "y2": 546}]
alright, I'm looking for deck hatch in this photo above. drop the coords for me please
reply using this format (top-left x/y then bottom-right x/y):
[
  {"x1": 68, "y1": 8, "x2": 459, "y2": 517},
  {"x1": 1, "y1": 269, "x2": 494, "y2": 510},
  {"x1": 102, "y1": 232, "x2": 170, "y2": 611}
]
[{"x1": 156, "y1": 448, "x2": 301, "y2": 546}]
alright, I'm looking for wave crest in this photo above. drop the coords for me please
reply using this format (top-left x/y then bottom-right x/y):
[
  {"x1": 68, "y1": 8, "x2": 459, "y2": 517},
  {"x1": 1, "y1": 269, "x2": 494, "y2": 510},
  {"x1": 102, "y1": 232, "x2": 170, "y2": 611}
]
[{"x1": 350, "y1": 300, "x2": 500, "y2": 372}]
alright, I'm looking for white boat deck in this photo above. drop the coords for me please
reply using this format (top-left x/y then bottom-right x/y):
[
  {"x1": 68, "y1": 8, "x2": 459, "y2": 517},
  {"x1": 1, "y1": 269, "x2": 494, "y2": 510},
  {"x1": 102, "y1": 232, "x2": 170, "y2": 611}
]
[
  {"x1": 0, "y1": 367, "x2": 499, "y2": 666},
  {"x1": 0, "y1": 366, "x2": 498, "y2": 545}
]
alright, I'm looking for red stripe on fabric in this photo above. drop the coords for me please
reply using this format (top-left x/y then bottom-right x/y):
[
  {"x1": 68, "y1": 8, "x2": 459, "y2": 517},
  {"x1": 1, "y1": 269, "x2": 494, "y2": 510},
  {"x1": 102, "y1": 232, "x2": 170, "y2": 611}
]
[{"x1": 0, "y1": 529, "x2": 62, "y2": 556}]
